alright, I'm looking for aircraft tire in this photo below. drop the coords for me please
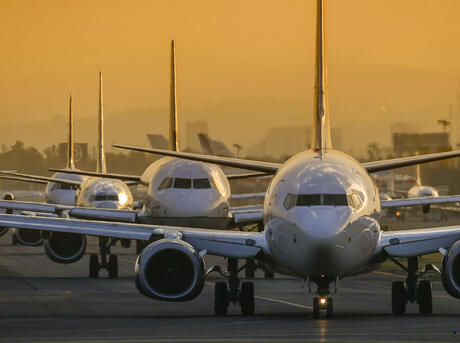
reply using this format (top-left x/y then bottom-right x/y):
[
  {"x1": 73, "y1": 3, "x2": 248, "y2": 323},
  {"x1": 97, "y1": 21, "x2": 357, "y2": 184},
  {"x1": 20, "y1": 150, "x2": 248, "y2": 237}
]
[
  {"x1": 89, "y1": 254, "x2": 99, "y2": 279},
  {"x1": 313, "y1": 297, "x2": 320, "y2": 319},
  {"x1": 240, "y1": 282, "x2": 255, "y2": 315},
  {"x1": 392, "y1": 281, "x2": 407, "y2": 315},
  {"x1": 417, "y1": 280, "x2": 432, "y2": 314},
  {"x1": 245, "y1": 259, "x2": 256, "y2": 279},
  {"x1": 326, "y1": 297, "x2": 333, "y2": 319},
  {"x1": 214, "y1": 282, "x2": 229, "y2": 315},
  {"x1": 108, "y1": 255, "x2": 118, "y2": 279}
]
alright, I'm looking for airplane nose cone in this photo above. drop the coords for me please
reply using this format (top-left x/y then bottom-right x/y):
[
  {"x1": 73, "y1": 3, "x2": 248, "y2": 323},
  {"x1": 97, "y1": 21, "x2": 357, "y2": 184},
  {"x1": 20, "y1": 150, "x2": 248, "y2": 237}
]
[{"x1": 294, "y1": 207, "x2": 351, "y2": 239}]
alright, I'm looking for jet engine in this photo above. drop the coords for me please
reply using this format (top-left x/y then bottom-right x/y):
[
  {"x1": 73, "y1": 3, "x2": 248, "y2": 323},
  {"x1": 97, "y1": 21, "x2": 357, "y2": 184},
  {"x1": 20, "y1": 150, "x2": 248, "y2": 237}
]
[
  {"x1": 44, "y1": 232, "x2": 86, "y2": 264},
  {"x1": 0, "y1": 192, "x2": 13, "y2": 238},
  {"x1": 13, "y1": 228, "x2": 43, "y2": 246},
  {"x1": 135, "y1": 239, "x2": 205, "y2": 301},
  {"x1": 441, "y1": 240, "x2": 460, "y2": 298}
]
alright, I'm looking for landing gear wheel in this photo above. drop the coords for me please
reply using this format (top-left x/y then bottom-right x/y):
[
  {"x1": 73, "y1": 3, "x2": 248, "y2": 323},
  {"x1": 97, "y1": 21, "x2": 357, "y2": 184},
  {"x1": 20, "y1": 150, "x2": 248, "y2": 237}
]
[
  {"x1": 240, "y1": 282, "x2": 255, "y2": 315},
  {"x1": 214, "y1": 282, "x2": 229, "y2": 315},
  {"x1": 89, "y1": 254, "x2": 99, "y2": 279},
  {"x1": 313, "y1": 297, "x2": 320, "y2": 319},
  {"x1": 417, "y1": 280, "x2": 432, "y2": 314},
  {"x1": 108, "y1": 255, "x2": 118, "y2": 279},
  {"x1": 245, "y1": 259, "x2": 256, "y2": 279},
  {"x1": 326, "y1": 297, "x2": 333, "y2": 319},
  {"x1": 264, "y1": 270, "x2": 274, "y2": 279},
  {"x1": 392, "y1": 281, "x2": 407, "y2": 315}
]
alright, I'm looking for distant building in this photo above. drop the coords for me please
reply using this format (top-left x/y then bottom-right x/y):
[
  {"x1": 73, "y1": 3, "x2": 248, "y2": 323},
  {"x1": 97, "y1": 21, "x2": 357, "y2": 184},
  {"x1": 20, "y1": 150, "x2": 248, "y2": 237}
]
[
  {"x1": 146, "y1": 134, "x2": 168, "y2": 149},
  {"x1": 392, "y1": 132, "x2": 451, "y2": 156},
  {"x1": 186, "y1": 121, "x2": 209, "y2": 151},
  {"x1": 58, "y1": 143, "x2": 88, "y2": 169}
]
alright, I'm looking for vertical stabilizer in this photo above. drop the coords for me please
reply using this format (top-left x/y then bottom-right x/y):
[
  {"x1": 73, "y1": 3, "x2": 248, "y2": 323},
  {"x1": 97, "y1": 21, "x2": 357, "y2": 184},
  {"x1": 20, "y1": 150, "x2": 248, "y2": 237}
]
[
  {"x1": 97, "y1": 71, "x2": 107, "y2": 173},
  {"x1": 311, "y1": 0, "x2": 332, "y2": 152},
  {"x1": 169, "y1": 40, "x2": 180, "y2": 152},
  {"x1": 415, "y1": 162, "x2": 422, "y2": 186},
  {"x1": 66, "y1": 93, "x2": 76, "y2": 169}
]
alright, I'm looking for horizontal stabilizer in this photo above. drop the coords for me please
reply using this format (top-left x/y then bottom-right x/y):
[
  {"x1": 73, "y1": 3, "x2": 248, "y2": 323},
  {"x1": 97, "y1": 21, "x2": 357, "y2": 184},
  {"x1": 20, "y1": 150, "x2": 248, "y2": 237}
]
[
  {"x1": 0, "y1": 175, "x2": 48, "y2": 185},
  {"x1": 364, "y1": 150, "x2": 460, "y2": 173},
  {"x1": 113, "y1": 144, "x2": 281, "y2": 173}
]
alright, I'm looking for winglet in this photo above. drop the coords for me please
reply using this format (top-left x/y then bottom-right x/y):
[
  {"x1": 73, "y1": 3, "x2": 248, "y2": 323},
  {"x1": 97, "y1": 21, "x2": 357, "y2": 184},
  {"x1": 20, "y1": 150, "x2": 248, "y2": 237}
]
[
  {"x1": 97, "y1": 71, "x2": 107, "y2": 173},
  {"x1": 66, "y1": 93, "x2": 75, "y2": 169},
  {"x1": 312, "y1": 0, "x2": 332, "y2": 153},
  {"x1": 169, "y1": 40, "x2": 180, "y2": 152}
]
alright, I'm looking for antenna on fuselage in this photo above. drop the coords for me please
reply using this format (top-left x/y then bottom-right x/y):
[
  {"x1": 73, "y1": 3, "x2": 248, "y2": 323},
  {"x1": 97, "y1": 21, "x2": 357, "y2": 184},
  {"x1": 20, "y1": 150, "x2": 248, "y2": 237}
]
[
  {"x1": 97, "y1": 71, "x2": 107, "y2": 173},
  {"x1": 312, "y1": 0, "x2": 332, "y2": 154},
  {"x1": 169, "y1": 39, "x2": 180, "y2": 152},
  {"x1": 66, "y1": 93, "x2": 76, "y2": 170}
]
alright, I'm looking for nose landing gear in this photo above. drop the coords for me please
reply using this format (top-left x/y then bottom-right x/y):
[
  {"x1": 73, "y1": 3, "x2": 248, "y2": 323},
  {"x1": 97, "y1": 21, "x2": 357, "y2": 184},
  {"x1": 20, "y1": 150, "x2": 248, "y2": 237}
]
[
  {"x1": 89, "y1": 237, "x2": 118, "y2": 278},
  {"x1": 311, "y1": 275, "x2": 336, "y2": 319}
]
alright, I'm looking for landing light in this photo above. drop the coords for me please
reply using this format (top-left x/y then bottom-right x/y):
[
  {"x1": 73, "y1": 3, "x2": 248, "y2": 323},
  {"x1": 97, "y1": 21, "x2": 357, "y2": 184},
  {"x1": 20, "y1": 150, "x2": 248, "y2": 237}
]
[
  {"x1": 396, "y1": 211, "x2": 401, "y2": 217},
  {"x1": 118, "y1": 192, "x2": 128, "y2": 205},
  {"x1": 320, "y1": 298, "x2": 327, "y2": 305}
]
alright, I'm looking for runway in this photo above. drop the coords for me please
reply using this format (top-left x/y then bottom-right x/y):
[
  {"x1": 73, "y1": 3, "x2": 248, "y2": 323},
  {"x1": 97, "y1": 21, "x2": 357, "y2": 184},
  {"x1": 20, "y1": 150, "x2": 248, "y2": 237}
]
[{"x1": 0, "y1": 229, "x2": 460, "y2": 342}]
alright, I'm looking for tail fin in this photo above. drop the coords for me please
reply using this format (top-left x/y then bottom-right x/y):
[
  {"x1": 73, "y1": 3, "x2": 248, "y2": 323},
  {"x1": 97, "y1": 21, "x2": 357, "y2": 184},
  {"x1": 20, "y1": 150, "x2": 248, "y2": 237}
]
[
  {"x1": 311, "y1": 0, "x2": 332, "y2": 152},
  {"x1": 169, "y1": 40, "x2": 180, "y2": 152},
  {"x1": 66, "y1": 93, "x2": 76, "y2": 169},
  {"x1": 97, "y1": 71, "x2": 107, "y2": 173},
  {"x1": 415, "y1": 161, "x2": 422, "y2": 186}
]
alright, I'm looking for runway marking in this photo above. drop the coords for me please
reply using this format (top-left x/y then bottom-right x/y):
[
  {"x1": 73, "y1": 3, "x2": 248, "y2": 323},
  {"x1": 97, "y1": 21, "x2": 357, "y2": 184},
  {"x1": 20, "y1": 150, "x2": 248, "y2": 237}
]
[{"x1": 205, "y1": 281, "x2": 312, "y2": 309}]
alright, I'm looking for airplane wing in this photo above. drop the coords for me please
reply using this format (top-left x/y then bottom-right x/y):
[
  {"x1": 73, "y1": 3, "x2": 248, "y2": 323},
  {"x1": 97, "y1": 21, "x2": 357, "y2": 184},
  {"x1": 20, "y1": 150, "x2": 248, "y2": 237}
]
[
  {"x1": 0, "y1": 200, "x2": 138, "y2": 222},
  {"x1": 113, "y1": 144, "x2": 281, "y2": 173},
  {"x1": 231, "y1": 193, "x2": 265, "y2": 200},
  {"x1": 0, "y1": 171, "x2": 82, "y2": 186},
  {"x1": 381, "y1": 195, "x2": 460, "y2": 208},
  {"x1": 230, "y1": 205, "x2": 263, "y2": 225},
  {"x1": 378, "y1": 226, "x2": 460, "y2": 257},
  {"x1": 114, "y1": 144, "x2": 460, "y2": 174},
  {"x1": 226, "y1": 172, "x2": 269, "y2": 180},
  {"x1": 48, "y1": 168, "x2": 142, "y2": 182},
  {"x1": 0, "y1": 213, "x2": 264, "y2": 258},
  {"x1": 0, "y1": 175, "x2": 48, "y2": 185}
]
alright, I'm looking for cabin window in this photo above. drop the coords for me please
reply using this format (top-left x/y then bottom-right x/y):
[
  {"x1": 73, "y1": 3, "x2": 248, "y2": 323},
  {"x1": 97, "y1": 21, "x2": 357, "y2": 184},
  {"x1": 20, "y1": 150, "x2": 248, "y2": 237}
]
[
  {"x1": 59, "y1": 183, "x2": 77, "y2": 191},
  {"x1": 193, "y1": 178, "x2": 211, "y2": 189},
  {"x1": 347, "y1": 191, "x2": 364, "y2": 210},
  {"x1": 283, "y1": 193, "x2": 350, "y2": 210},
  {"x1": 174, "y1": 178, "x2": 192, "y2": 189},
  {"x1": 283, "y1": 193, "x2": 297, "y2": 210},
  {"x1": 157, "y1": 177, "x2": 173, "y2": 190},
  {"x1": 297, "y1": 194, "x2": 322, "y2": 206}
]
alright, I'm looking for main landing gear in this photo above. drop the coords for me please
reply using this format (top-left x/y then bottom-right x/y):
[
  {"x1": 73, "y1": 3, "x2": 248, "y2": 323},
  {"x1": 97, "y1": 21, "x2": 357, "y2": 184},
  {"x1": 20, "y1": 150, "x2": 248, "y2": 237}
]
[
  {"x1": 245, "y1": 258, "x2": 274, "y2": 279},
  {"x1": 391, "y1": 256, "x2": 435, "y2": 315},
  {"x1": 214, "y1": 258, "x2": 255, "y2": 315},
  {"x1": 89, "y1": 237, "x2": 118, "y2": 279}
]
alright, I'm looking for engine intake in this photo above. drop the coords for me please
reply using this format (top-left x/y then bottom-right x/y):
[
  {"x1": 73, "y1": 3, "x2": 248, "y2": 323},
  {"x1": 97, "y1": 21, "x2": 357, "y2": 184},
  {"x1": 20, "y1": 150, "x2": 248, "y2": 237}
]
[
  {"x1": 442, "y1": 240, "x2": 460, "y2": 298},
  {"x1": 14, "y1": 228, "x2": 43, "y2": 246},
  {"x1": 44, "y1": 232, "x2": 86, "y2": 264},
  {"x1": 135, "y1": 239, "x2": 205, "y2": 301}
]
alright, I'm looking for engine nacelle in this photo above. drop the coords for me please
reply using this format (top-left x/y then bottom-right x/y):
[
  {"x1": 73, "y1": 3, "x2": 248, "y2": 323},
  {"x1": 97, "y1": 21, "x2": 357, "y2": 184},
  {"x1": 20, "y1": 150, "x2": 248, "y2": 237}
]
[
  {"x1": 14, "y1": 228, "x2": 43, "y2": 246},
  {"x1": 44, "y1": 232, "x2": 86, "y2": 264},
  {"x1": 135, "y1": 239, "x2": 205, "y2": 301},
  {"x1": 441, "y1": 240, "x2": 460, "y2": 298}
]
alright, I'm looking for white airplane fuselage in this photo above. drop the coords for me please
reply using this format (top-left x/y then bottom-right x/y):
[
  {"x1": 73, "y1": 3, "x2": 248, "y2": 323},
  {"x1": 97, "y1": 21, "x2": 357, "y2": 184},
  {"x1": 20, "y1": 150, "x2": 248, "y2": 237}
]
[
  {"x1": 137, "y1": 157, "x2": 230, "y2": 225},
  {"x1": 407, "y1": 185, "x2": 439, "y2": 198},
  {"x1": 76, "y1": 177, "x2": 134, "y2": 209},
  {"x1": 45, "y1": 171, "x2": 85, "y2": 205},
  {"x1": 263, "y1": 150, "x2": 381, "y2": 279}
]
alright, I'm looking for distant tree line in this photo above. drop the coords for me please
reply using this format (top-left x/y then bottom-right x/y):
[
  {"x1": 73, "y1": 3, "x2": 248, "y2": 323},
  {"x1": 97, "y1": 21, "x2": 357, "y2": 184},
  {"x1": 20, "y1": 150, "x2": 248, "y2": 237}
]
[{"x1": 0, "y1": 140, "x2": 159, "y2": 190}]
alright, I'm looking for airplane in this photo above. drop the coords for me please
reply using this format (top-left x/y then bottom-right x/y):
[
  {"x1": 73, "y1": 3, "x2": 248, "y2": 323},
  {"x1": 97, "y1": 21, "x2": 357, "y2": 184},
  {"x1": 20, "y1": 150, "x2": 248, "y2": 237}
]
[
  {"x1": 407, "y1": 163, "x2": 439, "y2": 213},
  {"x1": 0, "y1": 76, "x2": 135, "y2": 278},
  {"x1": 48, "y1": 40, "x2": 267, "y2": 232},
  {"x1": 5, "y1": 0, "x2": 460, "y2": 319}
]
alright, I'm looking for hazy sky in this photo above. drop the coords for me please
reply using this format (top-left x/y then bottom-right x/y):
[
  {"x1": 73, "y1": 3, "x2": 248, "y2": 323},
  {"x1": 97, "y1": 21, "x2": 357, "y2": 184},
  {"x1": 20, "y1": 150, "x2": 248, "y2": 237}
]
[{"x1": 1, "y1": 0, "x2": 460, "y2": 156}]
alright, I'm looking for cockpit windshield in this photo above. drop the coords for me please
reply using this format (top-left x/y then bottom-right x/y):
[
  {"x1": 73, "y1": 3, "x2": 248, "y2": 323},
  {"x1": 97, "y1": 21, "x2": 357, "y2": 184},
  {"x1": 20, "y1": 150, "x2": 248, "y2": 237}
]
[
  {"x1": 157, "y1": 177, "x2": 217, "y2": 190},
  {"x1": 284, "y1": 192, "x2": 362, "y2": 210}
]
